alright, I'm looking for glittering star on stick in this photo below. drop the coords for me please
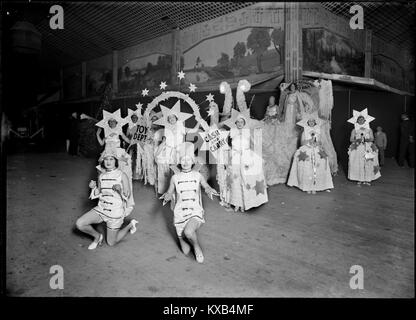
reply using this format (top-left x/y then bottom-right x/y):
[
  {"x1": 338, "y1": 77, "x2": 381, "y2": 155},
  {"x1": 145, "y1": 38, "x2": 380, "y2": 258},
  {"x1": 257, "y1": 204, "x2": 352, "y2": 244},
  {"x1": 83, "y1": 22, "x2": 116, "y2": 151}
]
[
  {"x1": 141, "y1": 88, "x2": 149, "y2": 96},
  {"x1": 159, "y1": 81, "x2": 167, "y2": 90},
  {"x1": 189, "y1": 83, "x2": 197, "y2": 92}
]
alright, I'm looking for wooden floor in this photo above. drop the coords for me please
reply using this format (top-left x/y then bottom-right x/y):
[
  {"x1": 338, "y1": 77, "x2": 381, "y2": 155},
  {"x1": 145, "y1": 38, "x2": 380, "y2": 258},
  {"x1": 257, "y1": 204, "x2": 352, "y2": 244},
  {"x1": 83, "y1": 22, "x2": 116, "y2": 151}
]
[{"x1": 6, "y1": 153, "x2": 414, "y2": 297}]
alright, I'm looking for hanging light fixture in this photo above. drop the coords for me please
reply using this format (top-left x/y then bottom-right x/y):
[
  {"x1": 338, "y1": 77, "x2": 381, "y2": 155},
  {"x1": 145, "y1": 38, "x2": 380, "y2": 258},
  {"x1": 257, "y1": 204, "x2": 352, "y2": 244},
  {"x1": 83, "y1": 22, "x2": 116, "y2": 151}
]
[{"x1": 10, "y1": 20, "x2": 41, "y2": 54}]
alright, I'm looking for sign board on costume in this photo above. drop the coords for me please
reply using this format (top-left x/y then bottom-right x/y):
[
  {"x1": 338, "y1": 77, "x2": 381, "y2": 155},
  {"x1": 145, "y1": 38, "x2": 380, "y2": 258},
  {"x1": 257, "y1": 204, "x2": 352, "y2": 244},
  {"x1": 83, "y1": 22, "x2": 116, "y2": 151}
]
[{"x1": 204, "y1": 128, "x2": 228, "y2": 153}]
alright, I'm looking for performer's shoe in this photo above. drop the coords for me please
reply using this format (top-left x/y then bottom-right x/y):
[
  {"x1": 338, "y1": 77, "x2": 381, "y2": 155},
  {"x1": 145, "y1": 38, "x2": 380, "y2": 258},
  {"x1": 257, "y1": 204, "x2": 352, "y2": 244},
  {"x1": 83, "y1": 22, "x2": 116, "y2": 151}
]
[
  {"x1": 195, "y1": 252, "x2": 204, "y2": 264},
  {"x1": 130, "y1": 219, "x2": 139, "y2": 234},
  {"x1": 88, "y1": 234, "x2": 103, "y2": 250}
]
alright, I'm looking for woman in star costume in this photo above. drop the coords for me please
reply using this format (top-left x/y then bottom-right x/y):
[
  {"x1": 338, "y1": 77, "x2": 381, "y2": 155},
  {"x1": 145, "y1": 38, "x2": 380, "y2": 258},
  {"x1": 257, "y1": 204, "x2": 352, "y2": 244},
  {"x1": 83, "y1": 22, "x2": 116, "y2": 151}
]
[
  {"x1": 75, "y1": 149, "x2": 138, "y2": 250},
  {"x1": 125, "y1": 109, "x2": 145, "y2": 181},
  {"x1": 287, "y1": 114, "x2": 334, "y2": 194},
  {"x1": 347, "y1": 109, "x2": 381, "y2": 185},
  {"x1": 160, "y1": 142, "x2": 218, "y2": 263},
  {"x1": 222, "y1": 110, "x2": 268, "y2": 212},
  {"x1": 154, "y1": 101, "x2": 202, "y2": 194},
  {"x1": 95, "y1": 110, "x2": 135, "y2": 216},
  {"x1": 142, "y1": 110, "x2": 163, "y2": 188}
]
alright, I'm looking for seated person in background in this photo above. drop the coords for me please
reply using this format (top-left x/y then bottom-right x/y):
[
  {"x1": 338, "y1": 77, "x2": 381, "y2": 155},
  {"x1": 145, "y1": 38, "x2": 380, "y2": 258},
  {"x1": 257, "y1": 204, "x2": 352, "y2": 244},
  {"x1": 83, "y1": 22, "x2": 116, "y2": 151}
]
[{"x1": 263, "y1": 96, "x2": 283, "y2": 124}]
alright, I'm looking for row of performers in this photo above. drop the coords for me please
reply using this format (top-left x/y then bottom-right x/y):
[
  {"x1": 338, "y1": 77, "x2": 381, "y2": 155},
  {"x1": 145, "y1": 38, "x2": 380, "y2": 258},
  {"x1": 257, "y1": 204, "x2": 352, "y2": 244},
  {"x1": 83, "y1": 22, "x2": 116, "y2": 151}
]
[
  {"x1": 93, "y1": 96, "x2": 381, "y2": 216},
  {"x1": 76, "y1": 80, "x2": 381, "y2": 262}
]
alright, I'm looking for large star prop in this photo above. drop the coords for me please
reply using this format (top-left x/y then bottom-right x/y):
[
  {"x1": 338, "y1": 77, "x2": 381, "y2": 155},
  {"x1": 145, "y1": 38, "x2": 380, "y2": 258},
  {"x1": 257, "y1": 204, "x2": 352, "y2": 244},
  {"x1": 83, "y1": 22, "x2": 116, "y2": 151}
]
[
  {"x1": 177, "y1": 71, "x2": 186, "y2": 80},
  {"x1": 189, "y1": 83, "x2": 197, "y2": 92},
  {"x1": 95, "y1": 109, "x2": 126, "y2": 137},
  {"x1": 153, "y1": 100, "x2": 193, "y2": 128},
  {"x1": 347, "y1": 108, "x2": 375, "y2": 130},
  {"x1": 159, "y1": 81, "x2": 167, "y2": 90},
  {"x1": 199, "y1": 124, "x2": 230, "y2": 158},
  {"x1": 141, "y1": 88, "x2": 149, "y2": 97},
  {"x1": 254, "y1": 179, "x2": 266, "y2": 195}
]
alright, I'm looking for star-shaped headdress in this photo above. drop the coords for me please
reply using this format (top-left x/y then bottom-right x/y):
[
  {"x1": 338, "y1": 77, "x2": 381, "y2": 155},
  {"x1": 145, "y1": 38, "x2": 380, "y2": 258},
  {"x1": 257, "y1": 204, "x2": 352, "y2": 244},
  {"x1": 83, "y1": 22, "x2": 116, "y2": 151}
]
[
  {"x1": 219, "y1": 108, "x2": 254, "y2": 129},
  {"x1": 95, "y1": 109, "x2": 126, "y2": 137},
  {"x1": 126, "y1": 103, "x2": 144, "y2": 129},
  {"x1": 347, "y1": 108, "x2": 375, "y2": 130},
  {"x1": 153, "y1": 100, "x2": 193, "y2": 128},
  {"x1": 296, "y1": 112, "x2": 323, "y2": 140}
]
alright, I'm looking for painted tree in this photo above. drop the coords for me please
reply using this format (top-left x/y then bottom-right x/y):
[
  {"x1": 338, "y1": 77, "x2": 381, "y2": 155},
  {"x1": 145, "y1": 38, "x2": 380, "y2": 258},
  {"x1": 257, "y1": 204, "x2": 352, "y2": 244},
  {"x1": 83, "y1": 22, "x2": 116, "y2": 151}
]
[
  {"x1": 271, "y1": 27, "x2": 284, "y2": 65},
  {"x1": 246, "y1": 28, "x2": 271, "y2": 73},
  {"x1": 124, "y1": 66, "x2": 131, "y2": 78},
  {"x1": 217, "y1": 52, "x2": 230, "y2": 71},
  {"x1": 233, "y1": 42, "x2": 246, "y2": 62}
]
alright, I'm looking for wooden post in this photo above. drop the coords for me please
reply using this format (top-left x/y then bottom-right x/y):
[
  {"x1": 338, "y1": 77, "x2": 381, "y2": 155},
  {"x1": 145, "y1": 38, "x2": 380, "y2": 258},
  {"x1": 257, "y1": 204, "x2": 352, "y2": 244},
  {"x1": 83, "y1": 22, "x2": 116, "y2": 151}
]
[
  {"x1": 284, "y1": 2, "x2": 302, "y2": 83},
  {"x1": 364, "y1": 29, "x2": 372, "y2": 78},
  {"x1": 171, "y1": 27, "x2": 181, "y2": 89},
  {"x1": 112, "y1": 50, "x2": 118, "y2": 95},
  {"x1": 81, "y1": 62, "x2": 86, "y2": 98}
]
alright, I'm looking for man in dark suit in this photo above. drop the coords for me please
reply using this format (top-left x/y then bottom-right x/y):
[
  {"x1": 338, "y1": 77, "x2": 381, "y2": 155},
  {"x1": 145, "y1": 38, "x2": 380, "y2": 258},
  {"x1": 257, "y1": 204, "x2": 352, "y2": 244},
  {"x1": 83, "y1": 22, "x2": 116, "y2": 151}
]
[{"x1": 398, "y1": 113, "x2": 414, "y2": 168}]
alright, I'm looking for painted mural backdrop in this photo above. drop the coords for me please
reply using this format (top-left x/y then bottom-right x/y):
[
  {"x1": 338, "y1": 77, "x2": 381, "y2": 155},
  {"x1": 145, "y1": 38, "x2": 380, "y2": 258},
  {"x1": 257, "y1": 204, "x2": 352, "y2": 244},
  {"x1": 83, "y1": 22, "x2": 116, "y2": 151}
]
[
  {"x1": 303, "y1": 28, "x2": 365, "y2": 77},
  {"x1": 183, "y1": 27, "x2": 284, "y2": 88},
  {"x1": 86, "y1": 55, "x2": 112, "y2": 97},
  {"x1": 63, "y1": 64, "x2": 82, "y2": 100},
  {"x1": 372, "y1": 36, "x2": 414, "y2": 92},
  {"x1": 118, "y1": 54, "x2": 172, "y2": 93}
]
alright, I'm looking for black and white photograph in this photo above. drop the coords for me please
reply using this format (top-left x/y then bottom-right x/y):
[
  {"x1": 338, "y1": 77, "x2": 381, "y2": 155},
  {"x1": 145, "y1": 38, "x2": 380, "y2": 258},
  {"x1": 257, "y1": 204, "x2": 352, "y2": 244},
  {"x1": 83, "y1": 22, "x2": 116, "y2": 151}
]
[{"x1": 1, "y1": 0, "x2": 414, "y2": 311}]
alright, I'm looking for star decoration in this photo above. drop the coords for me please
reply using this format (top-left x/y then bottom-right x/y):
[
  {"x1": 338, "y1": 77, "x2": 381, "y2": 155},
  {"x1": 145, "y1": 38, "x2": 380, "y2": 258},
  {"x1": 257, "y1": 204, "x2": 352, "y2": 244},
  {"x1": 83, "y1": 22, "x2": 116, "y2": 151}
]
[
  {"x1": 206, "y1": 93, "x2": 214, "y2": 102},
  {"x1": 141, "y1": 88, "x2": 149, "y2": 96},
  {"x1": 318, "y1": 149, "x2": 328, "y2": 159},
  {"x1": 207, "y1": 108, "x2": 215, "y2": 117},
  {"x1": 95, "y1": 109, "x2": 126, "y2": 137},
  {"x1": 296, "y1": 112, "x2": 323, "y2": 140},
  {"x1": 199, "y1": 124, "x2": 230, "y2": 158},
  {"x1": 153, "y1": 100, "x2": 193, "y2": 128},
  {"x1": 297, "y1": 151, "x2": 309, "y2": 162},
  {"x1": 177, "y1": 70, "x2": 185, "y2": 80},
  {"x1": 349, "y1": 142, "x2": 359, "y2": 151},
  {"x1": 189, "y1": 83, "x2": 197, "y2": 92},
  {"x1": 347, "y1": 108, "x2": 375, "y2": 130},
  {"x1": 159, "y1": 81, "x2": 167, "y2": 90},
  {"x1": 254, "y1": 179, "x2": 266, "y2": 195}
]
